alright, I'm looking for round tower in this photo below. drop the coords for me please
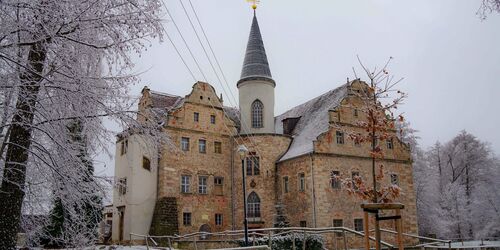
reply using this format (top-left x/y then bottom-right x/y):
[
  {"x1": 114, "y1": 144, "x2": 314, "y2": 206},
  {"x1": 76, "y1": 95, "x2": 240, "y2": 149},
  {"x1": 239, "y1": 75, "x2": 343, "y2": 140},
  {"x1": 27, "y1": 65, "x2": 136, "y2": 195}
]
[{"x1": 238, "y1": 11, "x2": 275, "y2": 135}]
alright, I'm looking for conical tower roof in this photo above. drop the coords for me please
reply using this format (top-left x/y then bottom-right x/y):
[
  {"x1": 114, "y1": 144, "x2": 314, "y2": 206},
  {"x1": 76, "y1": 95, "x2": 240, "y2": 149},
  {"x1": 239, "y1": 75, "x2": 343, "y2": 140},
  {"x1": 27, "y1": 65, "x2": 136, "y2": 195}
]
[{"x1": 238, "y1": 12, "x2": 275, "y2": 86}]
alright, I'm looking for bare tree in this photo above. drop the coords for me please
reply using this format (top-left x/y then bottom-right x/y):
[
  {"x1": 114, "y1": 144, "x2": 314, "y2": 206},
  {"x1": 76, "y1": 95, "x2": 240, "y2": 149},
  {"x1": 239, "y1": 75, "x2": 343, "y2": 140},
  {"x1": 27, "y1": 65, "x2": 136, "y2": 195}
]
[
  {"x1": 0, "y1": 0, "x2": 166, "y2": 248},
  {"x1": 477, "y1": 0, "x2": 500, "y2": 19},
  {"x1": 330, "y1": 56, "x2": 407, "y2": 248}
]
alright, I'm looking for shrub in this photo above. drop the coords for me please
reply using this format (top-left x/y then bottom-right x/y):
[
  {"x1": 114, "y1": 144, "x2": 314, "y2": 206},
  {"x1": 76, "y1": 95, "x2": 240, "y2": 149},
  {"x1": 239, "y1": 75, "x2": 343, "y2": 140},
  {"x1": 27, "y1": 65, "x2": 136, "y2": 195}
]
[{"x1": 238, "y1": 233, "x2": 324, "y2": 250}]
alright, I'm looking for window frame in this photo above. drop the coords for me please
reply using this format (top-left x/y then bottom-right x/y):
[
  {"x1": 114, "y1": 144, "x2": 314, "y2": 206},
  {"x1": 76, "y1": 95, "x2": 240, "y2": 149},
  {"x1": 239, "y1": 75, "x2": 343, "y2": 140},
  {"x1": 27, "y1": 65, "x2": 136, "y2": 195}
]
[
  {"x1": 214, "y1": 141, "x2": 222, "y2": 154},
  {"x1": 354, "y1": 218, "x2": 364, "y2": 232},
  {"x1": 331, "y1": 170, "x2": 341, "y2": 189},
  {"x1": 118, "y1": 177, "x2": 127, "y2": 196},
  {"x1": 181, "y1": 175, "x2": 191, "y2": 193},
  {"x1": 120, "y1": 139, "x2": 128, "y2": 155},
  {"x1": 387, "y1": 138, "x2": 394, "y2": 149},
  {"x1": 336, "y1": 131, "x2": 344, "y2": 144},
  {"x1": 214, "y1": 177, "x2": 224, "y2": 196},
  {"x1": 210, "y1": 114, "x2": 216, "y2": 124},
  {"x1": 198, "y1": 176, "x2": 208, "y2": 194},
  {"x1": 142, "y1": 156, "x2": 151, "y2": 171},
  {"x1": 198, "y1": 139, "x2": 206, "y2": 153},
  {"x1": 300, "y1": 221, "x2": 307, "y2": 227},
  {"x1": 247, "y1": 192, "x2": 261, "y2": 220},
  {"x1": 251, "y1": 100, "x2": 264, "y2": 128},
  {"x1": 246, "y1": 155, "x2": 260, "y2": 176},
  {"x1": 183, "y1": 212, "x2": 192, "y2": 226},
  {"x1": 298, "y1": 173, "x2": 305, "y2": 192},
  {"x1": 283, "y1": 176, "x2": 289, "y2": 194},
  {"x1": 352, "y1": 171, "x2": 360, "y2": 190},
  {"x1": 194, "y1": 112, "x2": 199, "y2": 122},
  {"x1": 215, "y1": 213, "x2": 223, "y2": 226},
  {"x1": 181, "y1": 137, "x2": 190, "y2": 151},
  {"x1": 390, "y1": 174, "x2": 399, "y2": 186}
]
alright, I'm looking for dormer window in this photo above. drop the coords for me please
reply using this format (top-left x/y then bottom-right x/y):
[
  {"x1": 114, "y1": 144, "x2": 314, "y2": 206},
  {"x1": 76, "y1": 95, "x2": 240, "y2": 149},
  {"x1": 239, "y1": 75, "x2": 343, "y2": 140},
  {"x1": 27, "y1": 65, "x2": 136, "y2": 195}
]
[{"x1": 251, "y1": 100, "x2": 263, "y2": 128}]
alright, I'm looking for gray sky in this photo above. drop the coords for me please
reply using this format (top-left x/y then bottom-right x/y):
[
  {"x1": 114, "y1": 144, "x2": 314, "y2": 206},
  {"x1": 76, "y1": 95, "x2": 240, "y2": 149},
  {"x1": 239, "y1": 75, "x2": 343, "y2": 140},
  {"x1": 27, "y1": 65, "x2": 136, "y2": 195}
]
[{"x1": 96, "y1": 0, "x2": 500, "y2": 177}]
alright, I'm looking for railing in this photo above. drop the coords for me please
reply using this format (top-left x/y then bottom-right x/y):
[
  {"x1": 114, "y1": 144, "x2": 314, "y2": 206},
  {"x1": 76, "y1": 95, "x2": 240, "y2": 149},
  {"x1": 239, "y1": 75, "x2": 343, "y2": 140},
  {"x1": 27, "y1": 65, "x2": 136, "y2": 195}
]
[
  {"x1": 129, "y1": 226, "x2": 423, "y2": 249},
  {"x1": 369, "y1": 228, "x2": 452, "y2": 249},
  {"x1": 129, "y1": 228, "x2": 499, "y2": 250}
]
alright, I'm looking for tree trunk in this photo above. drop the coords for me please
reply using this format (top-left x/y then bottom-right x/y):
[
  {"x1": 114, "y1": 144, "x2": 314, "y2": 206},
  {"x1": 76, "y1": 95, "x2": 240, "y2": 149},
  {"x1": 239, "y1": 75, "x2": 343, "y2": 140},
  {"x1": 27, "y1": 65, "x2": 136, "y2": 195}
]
[{"x1": 0, "y1": 41, "x2": 47, "y2": 249}]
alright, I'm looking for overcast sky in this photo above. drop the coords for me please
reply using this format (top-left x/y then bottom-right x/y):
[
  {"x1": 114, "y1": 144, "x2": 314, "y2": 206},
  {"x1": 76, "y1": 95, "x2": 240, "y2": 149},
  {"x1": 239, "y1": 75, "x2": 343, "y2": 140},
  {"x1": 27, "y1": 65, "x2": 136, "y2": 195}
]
[{"x1": 95, "y1": 0, "x2": 500, "y2": 177}]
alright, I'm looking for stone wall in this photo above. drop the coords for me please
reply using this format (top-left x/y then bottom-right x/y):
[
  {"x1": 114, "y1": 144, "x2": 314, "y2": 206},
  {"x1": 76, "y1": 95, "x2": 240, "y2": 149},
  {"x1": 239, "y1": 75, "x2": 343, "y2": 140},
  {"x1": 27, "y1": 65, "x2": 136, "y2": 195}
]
[{"x1": 232, "y1": 134, "x2": 292, "y2": 230}]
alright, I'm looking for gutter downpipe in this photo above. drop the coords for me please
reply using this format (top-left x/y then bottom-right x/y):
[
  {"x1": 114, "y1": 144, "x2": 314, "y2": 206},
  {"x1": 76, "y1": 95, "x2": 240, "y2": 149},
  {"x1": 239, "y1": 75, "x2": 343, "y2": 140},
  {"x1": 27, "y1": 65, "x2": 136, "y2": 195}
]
[
  {"x1": 230, "y1": 136, "x2": 236, "y2": 230},
  {"x1": 309, "y1": 152, "x2": 317, "y2": 227}
]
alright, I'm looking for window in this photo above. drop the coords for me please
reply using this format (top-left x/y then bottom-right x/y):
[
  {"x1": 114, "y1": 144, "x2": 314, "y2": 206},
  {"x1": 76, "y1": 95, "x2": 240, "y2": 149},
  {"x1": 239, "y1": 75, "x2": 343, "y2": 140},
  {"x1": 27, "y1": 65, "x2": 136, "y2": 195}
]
[
  {"x1": 142, "y1": 156, "x2": 151, "y2": 171},
  {"x1": 247, "y1": 192, "x2": 261, "y2": 220},
  {"x1": 283, "y1": 176, "x2": 289, "y2": 193},
  {"x1": 199, "y1": 139, "x2": 206, "y2": 153},
  {"x1": 336, "y1": 131, "x2": 344, "y2": 144},
  {"x1": 183, "y1": 212, "x2": 192, "y2": 226},
  {"x1": 194, "y1": 112, "x2": 199, "y2": 122},
  {"x1": 354, "y1": 218, "x2": 364, "y2": 232},
  {"x1": 251, "y1": 100, "x2": 263, "y2": 128},
  {"x1": 210, "y1": 115, "x2": 216, "y2": 124},
  {"x1": 181, "y1": 137, "x2": 190, "y2": 151},
  {"x1": 198, "y1": 176, "x2": 208, "y2": 194},
  {"x1": 215, "y1": 214, "x2": 223, "y2": 226},
  {"x1": 298, "y1": 173, "x2": 305, "y2": 192},
  {"x1": 214, "y1": 177, "x2": 224, "y2": 196},
  {"x1": 354, "y1": 133, "x2": 361, "y2": 147},
  {"x1": 390, "y1": 174, "x2": 399, "y2": 186},
  {"x1": 300, "y1": 221, "x2": 307, "y2": 227},
  {"x1": 352, "y1": 171, "x2": 360, "y2": 190},
  {"x1": 181, "y1": 175, "x2": 191, "y2": 193},
  {"x1": 333, "y1": 219, "x2": 343, "y2": 236},
  {"x1": 120, "y1": 139, "x2": 128, "y2": 155},
  {"x1": 214, "y1": 141, "x2": 222, "y2": 154},
  {"x1": 354, "y1": 108, "x2": 359, "y2": 117},
  {"x1": 246, "y1": 155, "x2": 260, "y2": 176},
  {"x1": 118, "y1": 178, "x2": 127, "y2": 195},
  {"x1": 331, "y1": 171, "x2": 341, "y2": 189},
  {"x1": 333, "y1": 219, "x2": 343, "y2": 227},
  {"x1": 387, "y1": 138, "x2": 394, "y2": 149}
]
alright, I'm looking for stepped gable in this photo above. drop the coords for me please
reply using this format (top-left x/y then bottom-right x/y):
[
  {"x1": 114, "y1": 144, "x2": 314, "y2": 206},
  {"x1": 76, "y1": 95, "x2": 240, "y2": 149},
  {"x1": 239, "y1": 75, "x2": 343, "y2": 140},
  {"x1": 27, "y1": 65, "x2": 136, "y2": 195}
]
[
  {"x1": 149, "y1": 89, "x2": 241, "y2": 127},
  {"x1": 275, "y1": 82, "x2": 350, "y2": 161}
]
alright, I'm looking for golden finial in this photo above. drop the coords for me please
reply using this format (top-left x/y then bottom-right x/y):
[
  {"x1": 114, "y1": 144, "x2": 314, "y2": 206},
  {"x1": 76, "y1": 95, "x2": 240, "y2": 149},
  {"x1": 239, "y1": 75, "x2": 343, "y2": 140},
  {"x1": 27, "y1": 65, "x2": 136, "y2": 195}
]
[{"x1": 246, "y1": 0, "x2": 260, "y2": 10}]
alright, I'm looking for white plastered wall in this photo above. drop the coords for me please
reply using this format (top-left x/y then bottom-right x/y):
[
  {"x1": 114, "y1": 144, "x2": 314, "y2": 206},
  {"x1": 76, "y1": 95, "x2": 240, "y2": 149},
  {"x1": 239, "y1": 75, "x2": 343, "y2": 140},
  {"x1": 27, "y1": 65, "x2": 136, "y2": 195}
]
[
  {"x1": 238, "y1": 80, "x2": 275, "y2": 134},
  {"x1": 112, "y1": 134, "x2": 157, "y2": 243}
]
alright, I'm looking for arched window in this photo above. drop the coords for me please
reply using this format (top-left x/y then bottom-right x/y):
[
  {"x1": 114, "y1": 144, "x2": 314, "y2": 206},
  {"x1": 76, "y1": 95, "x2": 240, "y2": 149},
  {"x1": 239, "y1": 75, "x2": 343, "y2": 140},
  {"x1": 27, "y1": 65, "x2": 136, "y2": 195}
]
[
  {"x1": 251, "y1": 100, "x2": 263, "y2": 128},
  {"x1": 247, "y1": 192, "x2": 261, "y2": 220}
]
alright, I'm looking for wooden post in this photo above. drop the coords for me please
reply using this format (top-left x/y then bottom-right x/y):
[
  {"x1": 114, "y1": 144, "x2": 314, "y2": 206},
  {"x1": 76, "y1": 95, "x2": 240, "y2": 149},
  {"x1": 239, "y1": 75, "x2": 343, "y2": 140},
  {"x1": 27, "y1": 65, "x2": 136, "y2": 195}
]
[
  {"x1": 167, "y1": 237, "x2": 172, "y2": 249},
  {"x1": 145, "y1": 235, "x2": 149, "y2": 250},
  {"x1": 193, "y1": 235, "x2": 198, "y2": 250},
  {"x1": 268, "y1": 231, "x2": 272, "y2": 249},
  {"x1": 252, "y1": 232, "x2": 256, "y2": 246},
  {"x1": 364, "y1": 211, "x2": 370, "y2": 250},
  {"x1": 343, "y1": 228, "x2": 348, "y2": 250},
  {"x1": 292, "y1": 233, "x2": 296, "y2": 250},
  {"x1": 302, "y1": 230, "x2": 307, "y2": 250},
  {"x1": 396, "y1": 208, "x2": 403, "y2": 250}
]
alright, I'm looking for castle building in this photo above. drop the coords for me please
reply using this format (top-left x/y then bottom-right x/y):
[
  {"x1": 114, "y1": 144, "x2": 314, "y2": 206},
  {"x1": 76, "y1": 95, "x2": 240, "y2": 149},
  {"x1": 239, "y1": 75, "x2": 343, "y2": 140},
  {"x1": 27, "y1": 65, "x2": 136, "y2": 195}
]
[{"x1": 112, "y1": 10, "x2": 418, "y2": 247}]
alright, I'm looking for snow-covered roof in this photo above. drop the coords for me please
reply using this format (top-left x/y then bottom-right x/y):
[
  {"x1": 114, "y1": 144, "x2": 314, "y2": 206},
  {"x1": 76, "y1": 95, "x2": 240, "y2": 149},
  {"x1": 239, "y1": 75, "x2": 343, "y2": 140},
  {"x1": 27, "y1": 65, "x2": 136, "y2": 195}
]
[
  {"x1": 275, "y1": 82, "x2": 350, "y2": 162},
  {"x1": 147, "y1": 81, "x2": 351, "y2": 162},
  {"x1": 149, "y1": 91, "x2": 184, "y2": 111}
]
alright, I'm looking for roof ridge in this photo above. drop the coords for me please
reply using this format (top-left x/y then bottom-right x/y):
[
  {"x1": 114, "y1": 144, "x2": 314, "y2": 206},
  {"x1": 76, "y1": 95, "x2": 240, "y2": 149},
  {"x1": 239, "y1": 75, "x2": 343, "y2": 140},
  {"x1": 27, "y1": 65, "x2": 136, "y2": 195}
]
[
  {"x1": 276, "y1": 82, "x2": 350, "y2": 119},
  {"x1": 150, "y1": 90, "x2": 182, "y2": 98}
]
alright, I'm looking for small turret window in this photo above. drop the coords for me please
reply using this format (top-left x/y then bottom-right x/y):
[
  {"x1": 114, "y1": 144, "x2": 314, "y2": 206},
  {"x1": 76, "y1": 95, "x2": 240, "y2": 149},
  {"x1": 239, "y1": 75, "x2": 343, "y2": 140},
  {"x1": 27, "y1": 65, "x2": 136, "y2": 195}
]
[{"x1": 251, "y1": 100, "x2": 263, "y2": 128}]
